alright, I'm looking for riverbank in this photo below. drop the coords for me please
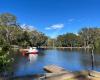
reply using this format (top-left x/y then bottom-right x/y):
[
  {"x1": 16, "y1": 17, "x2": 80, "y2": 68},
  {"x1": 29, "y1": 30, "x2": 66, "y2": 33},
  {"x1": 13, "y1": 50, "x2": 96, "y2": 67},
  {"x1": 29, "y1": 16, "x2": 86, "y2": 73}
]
[{"x1": 40, "y1": 46, "x2": 91, "y2": 49}]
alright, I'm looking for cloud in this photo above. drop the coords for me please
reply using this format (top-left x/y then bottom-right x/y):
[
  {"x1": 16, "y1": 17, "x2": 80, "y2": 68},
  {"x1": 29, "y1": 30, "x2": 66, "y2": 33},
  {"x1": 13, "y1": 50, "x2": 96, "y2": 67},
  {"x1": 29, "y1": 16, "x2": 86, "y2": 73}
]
[
  {"x1": 45, "y1": 24, "x2": 64, "y2": 30},
  {"x1": 45, "y1": 27, "x2": 51, "y2": 30},
  {"x1": 21, "y1": 24, "x2": 36, "y2": 30}
]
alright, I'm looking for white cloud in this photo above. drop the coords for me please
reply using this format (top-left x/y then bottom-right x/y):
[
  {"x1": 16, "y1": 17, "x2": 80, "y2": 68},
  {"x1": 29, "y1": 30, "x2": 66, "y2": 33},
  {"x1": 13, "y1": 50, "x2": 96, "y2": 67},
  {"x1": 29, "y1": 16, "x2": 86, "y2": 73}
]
[
  {"x1": 45, "y1": 27, "x2": 51, "y2": 30},
  {"x1": 21, "y1": 24, "x2": 36, "y2": 30},
  {"x1": 45, "y1": 24, "x2": 64, "y2": 30}
]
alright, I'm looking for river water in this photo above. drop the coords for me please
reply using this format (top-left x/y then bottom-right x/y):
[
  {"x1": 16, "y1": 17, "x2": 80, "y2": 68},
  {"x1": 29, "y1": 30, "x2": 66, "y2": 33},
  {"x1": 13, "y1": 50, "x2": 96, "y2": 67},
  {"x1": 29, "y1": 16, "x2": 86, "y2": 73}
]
[{"x1": 13, "y1": 48, "x2": 100, "y2": 77}]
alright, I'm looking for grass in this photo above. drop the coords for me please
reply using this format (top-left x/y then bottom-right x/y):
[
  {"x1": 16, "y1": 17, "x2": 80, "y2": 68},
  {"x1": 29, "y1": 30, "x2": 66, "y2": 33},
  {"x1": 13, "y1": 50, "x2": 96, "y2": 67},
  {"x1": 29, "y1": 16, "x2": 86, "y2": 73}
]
[{"x1": 64, "y1": 78, "x2": 77, "y2": 80}]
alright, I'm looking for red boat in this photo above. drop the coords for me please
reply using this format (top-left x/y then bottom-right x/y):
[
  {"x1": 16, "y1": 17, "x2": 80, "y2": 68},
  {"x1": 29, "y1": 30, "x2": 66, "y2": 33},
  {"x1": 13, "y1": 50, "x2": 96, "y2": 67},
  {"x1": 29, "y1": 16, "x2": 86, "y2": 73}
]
[{"x1": 21, "y1": 47, "x2": 38, "y2": 56}]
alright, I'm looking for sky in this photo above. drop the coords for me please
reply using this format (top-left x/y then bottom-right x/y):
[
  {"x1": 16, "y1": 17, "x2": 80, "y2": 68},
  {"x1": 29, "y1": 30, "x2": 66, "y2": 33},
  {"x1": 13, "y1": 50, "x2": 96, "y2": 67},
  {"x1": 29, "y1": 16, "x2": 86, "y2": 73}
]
[{"x1": 0, "y1": 0, "x2": 100, "y2": 38}]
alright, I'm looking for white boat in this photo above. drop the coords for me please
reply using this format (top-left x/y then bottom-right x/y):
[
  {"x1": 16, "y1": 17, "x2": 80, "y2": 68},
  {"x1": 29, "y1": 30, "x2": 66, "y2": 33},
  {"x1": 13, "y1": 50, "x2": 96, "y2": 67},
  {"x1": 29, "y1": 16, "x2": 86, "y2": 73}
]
[{"x1": 28, "y1": 47, "x2": 38, "y2": 54}]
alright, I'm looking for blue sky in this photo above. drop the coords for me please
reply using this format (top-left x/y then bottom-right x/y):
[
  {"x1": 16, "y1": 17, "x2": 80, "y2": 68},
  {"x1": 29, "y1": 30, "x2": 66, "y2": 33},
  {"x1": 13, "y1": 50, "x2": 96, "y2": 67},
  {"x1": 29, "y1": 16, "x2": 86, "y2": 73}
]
[{"x1": 0, "y1": 0, "x2": 100, "y2": 38}]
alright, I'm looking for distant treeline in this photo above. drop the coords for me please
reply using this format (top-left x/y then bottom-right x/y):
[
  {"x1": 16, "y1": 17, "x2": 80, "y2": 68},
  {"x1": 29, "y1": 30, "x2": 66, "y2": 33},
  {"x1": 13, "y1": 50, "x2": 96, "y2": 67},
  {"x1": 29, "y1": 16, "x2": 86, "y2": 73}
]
[
  {"x1": 47, "y1": 29, "x2": 100, "y2": 49},
  {"x1": 47, "y1": 28, "x2": 100, "y2": 49}
]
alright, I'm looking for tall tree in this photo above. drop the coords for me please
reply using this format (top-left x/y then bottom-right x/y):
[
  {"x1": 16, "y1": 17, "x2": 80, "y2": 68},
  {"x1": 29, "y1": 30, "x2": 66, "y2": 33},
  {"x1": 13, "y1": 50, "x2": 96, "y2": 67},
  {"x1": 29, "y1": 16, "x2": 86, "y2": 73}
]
[
  {"x1": 0, "y1": 13, "x2": 16, "y2": 26},
  {"x1": 0, "y1": 13, "x2": 18, "y2": 43},
  {"x1": 79, "y1": 27, "x2": 100, "y2": 48}
]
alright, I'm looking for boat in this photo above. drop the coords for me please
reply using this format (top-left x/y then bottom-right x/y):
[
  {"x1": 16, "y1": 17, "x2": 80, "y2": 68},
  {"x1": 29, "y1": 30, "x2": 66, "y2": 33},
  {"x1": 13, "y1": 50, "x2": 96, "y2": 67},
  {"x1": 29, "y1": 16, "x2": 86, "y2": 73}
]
[
  {"x1": 28, "y1": 47, "x2": 38, "y2": 54},
  {"x1": 21, "y1": 47, "x2": 38, "y2": 56}
]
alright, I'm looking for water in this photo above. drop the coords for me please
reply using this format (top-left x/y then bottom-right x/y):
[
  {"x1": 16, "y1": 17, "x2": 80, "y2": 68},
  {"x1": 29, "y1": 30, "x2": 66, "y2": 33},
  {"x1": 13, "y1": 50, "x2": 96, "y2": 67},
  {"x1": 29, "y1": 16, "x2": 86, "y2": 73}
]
[{"x1": 13, "y1": 48, "x2": 100, "y2": 77}]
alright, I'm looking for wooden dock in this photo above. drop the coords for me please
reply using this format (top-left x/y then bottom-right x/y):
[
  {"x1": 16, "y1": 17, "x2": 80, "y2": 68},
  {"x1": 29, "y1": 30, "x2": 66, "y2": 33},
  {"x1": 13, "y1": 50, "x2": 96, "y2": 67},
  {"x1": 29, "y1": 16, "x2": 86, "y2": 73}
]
[
  {"x1": 44, "y1": 65, "x2": 70, "y2": 73},
  {"x1": 42, "y1": 65, "x2": 77, "y2": 80},
  {"x1": 42, "y1": 65, "x2": 100, "y2": 80},
  {"x1": 42, "y1": 65, "x2": 91, "y2": 80},
  {"x1": 89, "y1": 70, "x2": 100, "y2": 78}
]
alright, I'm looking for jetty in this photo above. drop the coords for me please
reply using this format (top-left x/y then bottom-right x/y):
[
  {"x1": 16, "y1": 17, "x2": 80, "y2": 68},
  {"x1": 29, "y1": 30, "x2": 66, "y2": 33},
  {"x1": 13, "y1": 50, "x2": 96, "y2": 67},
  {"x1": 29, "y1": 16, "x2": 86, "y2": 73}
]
[
  {"x1": 42, "y1": 65, "x2": 75, "y2": 80},
  {"x1": 41, "y1": 65, "x2": 87, "y2": 80},
  {"x1": 37, "y1": 64, "x2": 100, "y2": 80},
  {"x1": 44, "y1": 65, "x2": 70, "y2": 73}
]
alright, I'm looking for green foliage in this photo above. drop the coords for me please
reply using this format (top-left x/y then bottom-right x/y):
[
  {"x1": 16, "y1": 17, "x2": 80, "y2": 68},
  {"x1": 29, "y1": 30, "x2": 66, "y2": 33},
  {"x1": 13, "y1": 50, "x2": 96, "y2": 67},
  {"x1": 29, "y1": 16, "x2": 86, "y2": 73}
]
[
  {"x1": 56, "y1": 27, "x2": 100, "y2": 48},
  {"x1": 79, "y1": 27, "x2": 100, "y2": 49},
  {"x1": 64, "y1": 78, "x2": 76, "y2": 80},
  {"x1": 0, "y1": 44, "x2": 14, "y2": 72},
  {"x1": 0, "y1": 13, "x2": 48, "y2": 47},
  {"x1": 46, "y1": 38, "x2": 55, "y2": 47},
  {"x1": 2, "y1": 43, "x2": 10, "y2": 52},
  {"x1": 0, "y1": 13, "x2": 16, "y2": 26},
  {"x1": 56, "y1": 33, "x2": 82, "y2": 47}
]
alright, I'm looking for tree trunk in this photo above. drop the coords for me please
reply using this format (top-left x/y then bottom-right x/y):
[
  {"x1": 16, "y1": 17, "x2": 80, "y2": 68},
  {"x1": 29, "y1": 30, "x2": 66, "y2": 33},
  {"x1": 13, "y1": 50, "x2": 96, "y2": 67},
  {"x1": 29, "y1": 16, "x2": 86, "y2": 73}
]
[{"x1": 91, "y1": 48, "x2": 95, "y2": 70}]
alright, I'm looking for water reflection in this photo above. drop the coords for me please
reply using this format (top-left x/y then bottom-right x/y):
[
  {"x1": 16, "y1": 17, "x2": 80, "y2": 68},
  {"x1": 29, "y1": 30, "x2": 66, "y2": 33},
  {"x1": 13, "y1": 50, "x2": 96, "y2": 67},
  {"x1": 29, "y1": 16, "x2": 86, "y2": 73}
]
[{"x1": 29, "y1": 54, "x2": 38, "y2": 63}]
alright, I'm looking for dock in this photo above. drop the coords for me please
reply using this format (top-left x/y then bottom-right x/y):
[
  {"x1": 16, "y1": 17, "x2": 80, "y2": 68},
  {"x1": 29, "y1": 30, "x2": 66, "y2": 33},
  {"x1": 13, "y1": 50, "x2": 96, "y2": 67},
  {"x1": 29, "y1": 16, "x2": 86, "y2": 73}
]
[
  {"x1": 41, "y1": 65, "x2": 100, "y2": 80},
  {"x1": 43, "y1": 65, "x2": 79, "y2": 80},
  {"x1": 44, "y1": 65, "x2": 70, "y2": 73},
  {"x1": 89, "y1": 70, "x2": 100, "y2": 78},
  {"x1": 36, "y1": 65, "x2": 100, "y2": 80}
]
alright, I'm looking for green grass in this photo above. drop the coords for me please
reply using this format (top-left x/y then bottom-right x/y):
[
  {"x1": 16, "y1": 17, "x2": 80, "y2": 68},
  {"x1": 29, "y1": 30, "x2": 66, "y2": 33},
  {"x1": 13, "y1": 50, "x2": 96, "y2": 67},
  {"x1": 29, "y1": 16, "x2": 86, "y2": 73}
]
[{"x1": 64, "y1": 78, "x2": 77, "y2": 80}]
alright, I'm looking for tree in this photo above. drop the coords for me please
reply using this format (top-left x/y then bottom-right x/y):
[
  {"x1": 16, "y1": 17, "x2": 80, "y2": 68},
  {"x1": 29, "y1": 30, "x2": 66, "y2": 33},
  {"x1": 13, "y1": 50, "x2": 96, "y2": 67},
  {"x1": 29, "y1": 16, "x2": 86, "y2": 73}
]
[
  {"x1": 0, "y1": 43, "x2": 14, "y2": 75},
  {"x1": 79, "y1": 27, "x2": 100, "y2": 70},
  {"x1": 79, "y1": 27, "x2": 100, "y2": 48},
  {"x1": 28, "y1": 30, "x2": 48, "y2": 47},
  {"x1": 0, "y1": 13, "x2": 18, "y2": 75},
  {"x1": 56, "y1": 33, "x2": 82, "y2": 47},
  {"x1": 0, "y1": 13, "x2": 16, "y2": 26},
  {"x1": 0, "y1": 13, "x2": 18, "y2": 43},
  {"x1": 18, "y1": 24, "x2": 48, "y2": 47}
]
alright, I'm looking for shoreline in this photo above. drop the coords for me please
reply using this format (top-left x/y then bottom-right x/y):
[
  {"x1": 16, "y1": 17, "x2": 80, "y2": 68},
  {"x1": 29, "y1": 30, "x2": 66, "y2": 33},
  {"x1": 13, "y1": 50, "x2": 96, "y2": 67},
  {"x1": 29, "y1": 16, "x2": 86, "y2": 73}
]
[{"x1": 40, "y1": 46, "x2": 91, "y2": 49}]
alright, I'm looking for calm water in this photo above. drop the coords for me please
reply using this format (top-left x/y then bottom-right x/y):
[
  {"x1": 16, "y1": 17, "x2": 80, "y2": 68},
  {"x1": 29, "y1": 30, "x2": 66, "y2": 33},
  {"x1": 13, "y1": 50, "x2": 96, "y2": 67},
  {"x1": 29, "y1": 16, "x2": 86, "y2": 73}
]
[{"x1": 13, "y1": 49, "x2": 100, "y2": 77}]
